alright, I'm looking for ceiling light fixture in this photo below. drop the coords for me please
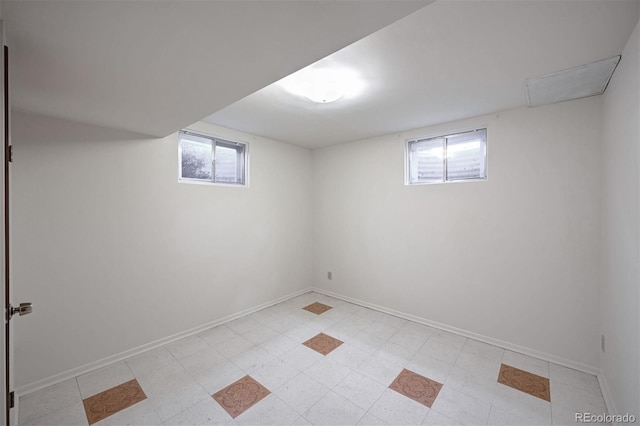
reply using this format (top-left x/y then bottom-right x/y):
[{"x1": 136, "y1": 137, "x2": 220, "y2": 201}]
[
  {"x1": 278, "y1": 61, "x2": 365, "y2": 104},
  {"x1": 524, "y1": 55, "x2": 621, "y2": 107}
]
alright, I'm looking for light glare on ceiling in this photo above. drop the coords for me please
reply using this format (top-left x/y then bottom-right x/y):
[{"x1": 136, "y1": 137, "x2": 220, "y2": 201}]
[
  {"x1": 278, "y1": 62, "x2": 365, "y2": 104},
  {"x1": 524, "y1": 56, "x2": 621, "y2": 107}
]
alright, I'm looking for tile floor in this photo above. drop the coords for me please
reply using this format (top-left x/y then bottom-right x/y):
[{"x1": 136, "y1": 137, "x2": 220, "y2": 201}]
[{"x1": 18, "y1": 292, "x2": 610, "y2": 425}]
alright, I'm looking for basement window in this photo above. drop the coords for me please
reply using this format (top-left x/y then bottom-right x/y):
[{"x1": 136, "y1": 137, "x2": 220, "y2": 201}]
[
  {"x1": 179, "y1": 130, "x2": 248, "y2": 186},
  {"x1": 406, "y1": 128, "x2": 487, "y2": 185}
]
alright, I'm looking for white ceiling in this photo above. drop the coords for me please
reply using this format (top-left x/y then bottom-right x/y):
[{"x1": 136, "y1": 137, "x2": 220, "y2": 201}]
[
  {"x1": 205, "y1": 0, "x2": 640, "y2": 149},
  {"x1": 3, "y1": 0, "x2": 430, "y2": 137}
]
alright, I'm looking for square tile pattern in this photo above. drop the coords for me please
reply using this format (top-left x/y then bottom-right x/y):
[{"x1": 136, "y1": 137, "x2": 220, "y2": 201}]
[
  {"x1": 389, "y1": 368, "x2": 443, "y2": 408},
  {"x1": 498, "y1": 362, "x2": 551, "y2": 401},
  {"x1": 303, "y1": 332, "x2": 344, "y2": 355},
  {"x1": 18, "y1": 295, "x2": 609, "y2": 425},
  {"x1": 212, "y1": 375, "x2": 270, "y2": 418},
  {"x1": 302, "y1": 302, "x2": 333, "y2": 315},
  {"x1": 82, "y1": 379, "x2": 146, "y2": 424}
]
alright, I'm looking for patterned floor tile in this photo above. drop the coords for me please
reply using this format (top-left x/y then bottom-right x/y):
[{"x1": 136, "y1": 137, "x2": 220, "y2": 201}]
[
  {"x1": 302, "y1": 302, "x2": 333, "y2": 315},
  {"x1": 389, "y1": 368, "x2": 443, "y2": 408},
  {"x1": 497, "y1": 363, "x2": 550, "y2": 402},
  {"x1": 303, "y1": 332, "x2": 344, "y2": 355},
  {"x1": 82, "y1": 379, "x2": 146, "y2": 425},
  {"x1": 212, "y1": 375, "x2": 270, "y2": 419},
  {"x1": 21, "y1": 293, "x2": 608, "y2": 426}
]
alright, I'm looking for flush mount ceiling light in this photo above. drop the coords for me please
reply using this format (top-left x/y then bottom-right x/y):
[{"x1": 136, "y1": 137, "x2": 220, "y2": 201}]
[
  {"x1": 524, "y1": 55, "x2": 621, "y2": 107},
  {"x1": 278, "y1": 61, "x2": 365, "y2": 104}
]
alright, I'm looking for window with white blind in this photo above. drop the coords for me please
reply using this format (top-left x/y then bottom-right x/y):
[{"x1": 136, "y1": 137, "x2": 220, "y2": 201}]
[
  {"x1": 406, "y1": 128, "x2": 487, "y2": 185},
  {"x1": 178, "y1": 130, "x2": 248, "y2": 186}
]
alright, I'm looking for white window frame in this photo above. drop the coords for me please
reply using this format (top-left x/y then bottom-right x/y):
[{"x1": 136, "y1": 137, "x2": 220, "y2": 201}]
[
  {"x1": 178, "y1": 130, "x2": 249, "y2": 187},
  {"x1": 405, "y1": 127, "x2": 487, "y2": 185}
]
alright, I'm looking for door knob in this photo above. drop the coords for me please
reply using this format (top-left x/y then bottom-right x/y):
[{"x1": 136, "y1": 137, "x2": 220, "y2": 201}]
[{"x1": 8, "y1": 302, "x2": 33, "y2": 320}]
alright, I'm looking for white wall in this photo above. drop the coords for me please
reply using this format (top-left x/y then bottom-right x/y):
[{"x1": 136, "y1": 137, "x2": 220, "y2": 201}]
[
  {"x1": 601, "y1": 20, "x2": 639, "y2": 418},
  {"x1": 11, "y1": 112, "x2": 313, "y2": 389},
  {"x1": 12, "y1": 40, "x2": 637, "y2": 407},
  {"x1": 313, "y1": 97, "x2": 603, "y2": 369}
]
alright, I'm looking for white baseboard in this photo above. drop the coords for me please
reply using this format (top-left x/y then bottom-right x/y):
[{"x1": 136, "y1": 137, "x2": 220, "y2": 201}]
[
  {"x1": 16, "y1": 287, "x2": 313, "y2": 397},
  {"x1": 597, "y1": 372, "x2": 618, "y2": 418},
  {"x1": 313, "y1": 287, "x2": 601, "y2": 376}
]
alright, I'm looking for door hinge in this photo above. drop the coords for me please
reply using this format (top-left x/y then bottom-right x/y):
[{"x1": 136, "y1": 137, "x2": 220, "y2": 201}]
[
  {"x1": 7, "y1": 145, "x2": 12, "y2": 162},
  {"x1": 8, "y1": 391, "x2": 14, "y2": 408}
]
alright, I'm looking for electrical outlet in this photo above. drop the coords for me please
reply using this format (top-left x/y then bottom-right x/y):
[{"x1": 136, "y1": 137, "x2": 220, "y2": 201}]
[
  {"x1": 328, "y1": 271, "x2": 332, "y2": 280},
  {"x1": 601, "y1": 334, "x2": 605, "y2": 353}
]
